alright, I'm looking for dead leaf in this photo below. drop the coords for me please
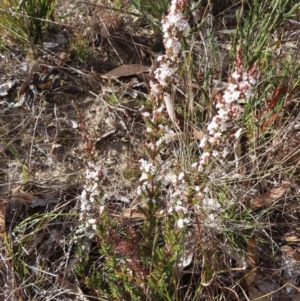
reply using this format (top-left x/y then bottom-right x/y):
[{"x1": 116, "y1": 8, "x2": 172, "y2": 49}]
[
  {"x1": 36, "y1": 80, "x2": 52, "y2": 90},
  {"x1": 250, "y1": 181, "x2": 290, "y2": 209},
  {"x1": 282, "y1": 235, "x2": 300, "y2": 243},
  {"x1": 244, "y1": 267, "x2": 257, "y2": 288},
  {"x1": 243, "y1": 236, "x2": 258, "y2": 290},
  {"x1": 281, "y1": 245, "x2": 300, "y2": 262},
  {"x1": 248, "y1": 278, "x2": 283, "y2": 301},
  {"x1": 9, "y1": 191, "x2": 59, "y2": 208},
  {"x1": 30, "y1": 194, "x2": 58, "y2": 208},
  {"x1": 163, "y1": 92, "x2": 177, "y2": 123},
  {"x1": 103, "y1": 64, "x2": 150, "y2": 79},
  {"x1": 10, "y1": 192, "x2": 34, "y2": 204},
  {"x1": 0, "y1": 201, "x2": 6, "y2": 238},
  {"x1": 256, "y1": 280, "x2": 282, "y2": 301},
  {"x1": 122, "y1": 209, "x2": 146, "y2": 219},
  {"x1": 18, "y1": 60, "x2": 41, "y2": 99},
  {"x1": 246, "y1": 235, "x2": 257, "y2": 266},
  {"x1": 248, "y1": 286, "x2": 267, "y2": 300},
  {"x1": 191, "y1": 125, "x2": 204, "y2": 139},
  {"x1": 162, "y1": 132, "x2": 186, "y2": 144}
]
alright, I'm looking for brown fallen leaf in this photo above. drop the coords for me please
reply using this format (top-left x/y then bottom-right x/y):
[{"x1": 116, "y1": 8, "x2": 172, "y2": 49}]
[
  {"x1": 10, "y1": 192, "x2": 34, "y2": 204},
  {"x1": 250, "y1": 181, "x2": 290, "y2": 209},
  {"x1": 18, "y1": 60, "x2": 40, "y2": 99},
  {"x1": 243, "y1": 236, "x2": 257, "y2": 289},
  {"x1": 0, "y1": 200, "x2": 6, "y2": 238},
  {"x1": 281, "y1": 245, "x2": 300, "y2": 262},
  {"x1": 246, "y1": 235, "x2": 257, "y2": 266},
  {"x1": 36, "y1": 80, "x2": 52, "y2": 90},
  {"x1": 243, "y1": 267, "x2": 257, "y2": 288},
  {"x1": 102, "y1": 64, "x2": 150, "y2": 79},
  {"x1": 282, "y1": 234, "x2": 300, "y2": 243},
  {"x1": 191, "y1": 125, "x2": 204, "y2": 139}
]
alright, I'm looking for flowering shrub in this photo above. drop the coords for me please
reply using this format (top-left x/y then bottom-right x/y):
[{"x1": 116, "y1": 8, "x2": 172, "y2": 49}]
[
  {"x1": 151, "y1": 0, "x2": 191, "y2": 123},
  {"x1": 197, "y1": 47, "x2": 256, "y2": 171},
  {"x1": 187, "y1": 47, "x2": 257, "y2": 229},
  {"x1": 155, "y1": 0, "x2": 190, "y2": 88},
  {"x1": 139, "y1": 0, "x2": 193, "y2": 225},
  {"x1": 75, "y1": 111, "x2": 107, "y2": 238}
]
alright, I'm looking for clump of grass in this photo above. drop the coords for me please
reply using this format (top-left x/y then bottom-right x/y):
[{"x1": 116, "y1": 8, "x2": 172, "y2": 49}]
[
  {"x1": 128, "y1": 0, "x2": 171, "y2": 32},
  {"x1": 70, "y1": 32, "x2": 90, "y2": 64},
  {"x1": 0, "y1": 0, "x2": 55, "y2": 46}
]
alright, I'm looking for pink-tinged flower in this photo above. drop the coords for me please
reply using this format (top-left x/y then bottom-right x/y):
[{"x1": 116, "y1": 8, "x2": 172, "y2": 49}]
[
  {"x1": 200, "y1": 152, "x2": 210, "y2": 165},
  {"x1": 207, "y1": 119, "x2": 219, "y2": 135},
  {"x1": 242, "y1": 72, "x2": 249, "y2": 81},
  {"x1": 223, "y1": 90, "x2": 240, "y2": 103},
  {"x1": 231, "y1": 71, "x2": 241, "y2": 80},
  {"x1": 227, "y1": 83, "x2": 238, "y2": 92},
  {"x1": 239, "y1": 81, "x2": 250, "y2": 90},
  {"x1": 199, "y1": 137, "x2": 208, "y2": 148},
  {"x1": 154, "y1": 0, "x2": 190, "y2": 89}
]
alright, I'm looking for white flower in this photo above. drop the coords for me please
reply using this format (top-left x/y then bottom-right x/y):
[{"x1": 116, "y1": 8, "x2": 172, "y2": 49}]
[
  {"x1": 203, "y1": 198, "x2": 221, "y2": 210},
  {"x1": 199, "y1": 137, "x2": 207, "y2": 148},
  {"x1": 227, "y1": 83, "x2": 238, "y2": 92},
  {"x1": 245, "y1": 89, "x2": 253, "y2": 98},
  {"x1": 222, "y1": 147, "x2": 230, "y2": 158},
  {"x1": 201, "y1": 151, "x2": 210, "y2": 161},
  {"x1": 231, "y1": 71, "x2": 241, "y2": 80},
  {"x1": 191, "y1": 162, "x2": 198, "y2": 168},
  {"x1": 239, "y1": 81, "x2": 250, "y2": 90},
  {"x1": 156, "y1": 139, "x2": 163, "y2": 147},
  {"x1": 142, "y1": 112, "x2": 150, "y2": 118},
  {"x1": 223, "y1": 90, "x2": 240, "y2": 103},
  {"x1": 242, "y1": 72, "x2": 249, "y2": 81},
  {"x1": 194, "y1": 185, "x2": 200, "y2": 192},
  {"x1": 249, "y1": 76, "x2": 256, "y2": 85},
  {"x1": 87, "y1": 218, "x2": 96, "y2": 224},
  {"x1": 177, "y1": 217, "x2": 189, "y2": 228},
  {"x1": 214, "y1": 132, "x2": 222, "y2": 139},
  {"x1": 178, "y1": 172, "x2": 185, "y2": 181},
  {"x1": 87, "y1": 161, "x2": 95, "y2": 169},
  {"x1": 207, "y1": 119, "x2": 219, "y2": 135},
  {"x1": 81, "y1": 189, "x2": 87, "y2": 201},
  {"x1": 212, "y1": 150, "x2": 219, "y2": 157},
  {"x1": 165, "y1": 37, "x2": 175, "y2": 49},
  {"x1": 175, "y1": 205, "x2": 188, "y2": 214}
]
